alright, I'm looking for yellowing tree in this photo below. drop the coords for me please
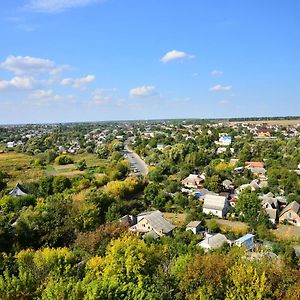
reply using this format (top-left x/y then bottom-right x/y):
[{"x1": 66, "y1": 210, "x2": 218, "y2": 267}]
[{"x1": 225, "y1": 261, "x2": 270, "y2": 300}]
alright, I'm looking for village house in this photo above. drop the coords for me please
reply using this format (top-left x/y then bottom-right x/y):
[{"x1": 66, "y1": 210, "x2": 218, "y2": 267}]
[
  {"x1": 265, "y1": 208, "x2": 277, "y2": 224},
  {"x1": 245, "y1": 161, "x2": 265, "y2": 168},
  {"x1": 130, "y1": 210, "x2": 175, "y2": 237},
  {"x1": 203, "y1": 194, "x2": 230, "y2": 218},
  {"x1": 257, "y1": 127, "x2": 271, "y2": 137},
  {"x1": 279, "y1": 201, "x2": 300, "y2": 226},
  {"x1": 181, "y1": 174, "x2": 204, "y2": 189}
]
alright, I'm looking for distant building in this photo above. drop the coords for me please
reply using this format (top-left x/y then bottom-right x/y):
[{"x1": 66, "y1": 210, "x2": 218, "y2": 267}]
[
  {"x1": 245, "y1": 161, "x2": 265, "y2": 168},
  {"x1": 119, "y1": 215, "x2": 137, "y2": 226},
  {"x1": 216, "y1": 135, "x2": 232, "y2": 146},
  {"x1": 7, "y1": 142, "x2": 15, "y2": 148},
  {"x1": 157, "y1": 143, "x2": 165, "y2": 150}
]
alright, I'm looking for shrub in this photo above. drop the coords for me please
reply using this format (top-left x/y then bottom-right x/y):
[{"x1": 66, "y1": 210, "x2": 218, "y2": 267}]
[{"x1": 55, "y1": 155, "x2": 74, "y2": 165}]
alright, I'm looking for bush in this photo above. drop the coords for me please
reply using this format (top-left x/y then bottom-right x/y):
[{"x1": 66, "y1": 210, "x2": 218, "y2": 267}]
[{"x1": 55, "y1": 155, "x2": 74, "y2": 165}]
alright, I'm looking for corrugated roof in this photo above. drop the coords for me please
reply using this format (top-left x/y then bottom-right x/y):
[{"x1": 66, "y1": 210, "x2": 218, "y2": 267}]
[
  {"x1": 186, "y1": 221, "x2": 202, "y2": 228},
  {"x1": 235, "y1": 234, "x2": 254, "y2": 244},
  {"x1": 203, "y1": 194, "x2": 228, "y2": 210}
]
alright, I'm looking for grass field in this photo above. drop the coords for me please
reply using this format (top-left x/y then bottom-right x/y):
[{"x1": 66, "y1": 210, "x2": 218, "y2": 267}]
[
  {"x1": 0, "y1": 152, "x2": 43, "y2": 186},
  {"x1": 272, "y1": 224, "x2": 300, "y2": 241},
  {"x1": 0, "y1": 151, "x2": 109, "y2": 185},
  {"x1": 229, "y1": 119, "x2": 300, "y2": 126}
]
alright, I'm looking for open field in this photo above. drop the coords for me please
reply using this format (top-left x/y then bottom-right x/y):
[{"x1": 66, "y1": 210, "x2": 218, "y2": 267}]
[
  {"x1": 0, "y1": 151, "x2": 109, "y2": 185},
  {"x1": 229, "y1": 119, "x2": 300, "y2": 126},
  {"x1": 0, "y1": 152, "x2": 43, "y2": 186},
  {"x1": 272, "y1": 225, "x2": 300, "y2": 241},
  {"x1": 163, "y1": 212, "x2": 187, "y2": 226}
]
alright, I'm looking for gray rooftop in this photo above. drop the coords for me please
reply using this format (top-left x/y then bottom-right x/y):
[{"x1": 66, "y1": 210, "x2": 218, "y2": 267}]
[
  {"x1": 145, "y1": 211, "x2": 175, "y2": 235},
  {"x1": 186, "y1": 221, "x2": 202, "y2": 228},
  {"x1": 203, "y1": 195, "x2": 228, "y2": 210}
]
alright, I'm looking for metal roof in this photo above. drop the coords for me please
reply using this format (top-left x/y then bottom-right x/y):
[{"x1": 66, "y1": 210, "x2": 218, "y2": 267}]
[
  {"x1": 203, "y1": 194, "x2": 228, "y2": 210},
  {"x1": 235, "y1": 234, "x2": 255, "y2": 244},
  {"x1": 145, "y1": 211, "x2": 175, "y2": 234},
  {"x1": 186, "y1": 221, "x2": 202, "y2": 228}
]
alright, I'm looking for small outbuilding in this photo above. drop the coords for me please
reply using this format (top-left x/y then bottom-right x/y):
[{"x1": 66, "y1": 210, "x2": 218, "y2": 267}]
[
  {"x1": 234, "y1": 234, "x2": 255, "y2": 250},
  {"x1": 186, "y1": 221, "x2": 202, "y2": 234},
  {"x1": 9, "y1": 183, "x2": 28, "y2": 197}
]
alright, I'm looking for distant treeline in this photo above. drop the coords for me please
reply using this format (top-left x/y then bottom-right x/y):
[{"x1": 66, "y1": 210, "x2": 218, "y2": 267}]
[{"x1": 226, "y1": 116, "x2": 300, "y2": 122}]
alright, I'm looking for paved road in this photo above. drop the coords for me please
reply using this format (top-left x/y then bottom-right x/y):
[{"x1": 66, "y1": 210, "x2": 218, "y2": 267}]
[{"x1": 124, "y1": 144, "x2": 148, "y2": 176}]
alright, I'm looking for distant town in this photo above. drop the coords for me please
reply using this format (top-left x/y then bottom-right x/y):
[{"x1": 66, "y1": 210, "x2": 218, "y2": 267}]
[{"x1": 0, "y1": 117, "x2": 299, "y2": 299}]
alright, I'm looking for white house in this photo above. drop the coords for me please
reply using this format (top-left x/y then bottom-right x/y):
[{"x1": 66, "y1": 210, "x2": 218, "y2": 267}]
[
  {"x1": 203, "y1": 194, "x2": 230, "y2": 218},
  {"x1": 130, "y1": 210, "x2": 175, "y2": 237}
]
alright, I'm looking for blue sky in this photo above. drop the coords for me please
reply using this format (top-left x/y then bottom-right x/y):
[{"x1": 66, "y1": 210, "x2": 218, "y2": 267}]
[{"x1": 0, "y1": 0, "x2": 300, "y2": 124}]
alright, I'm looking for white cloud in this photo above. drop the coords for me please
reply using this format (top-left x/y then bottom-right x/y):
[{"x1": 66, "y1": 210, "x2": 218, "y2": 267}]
[
  {"x1": 25, "y1": 0, "x2": 102, "y2": 13},
  {"x1": 160, "y1": 50, "x2": 195, "y2": 63},
  {"x1": 0, "y1": 77, "x2": 36, "y2": 91},
  {"x1": 91, "y1": 88, "x2": 117, "y2": 105},
  {"x1": 129, "y1": 85, "x2": 156, "y2": 97},
  {"x1": 29, "y1": 89, "x2": 77, "y2": 106},
  {"x1": 1, "y1": 55, "x2": 69, "y2": 75},
  {"x1": 30, "y1": 89, "x2": 54, "y2": 99},
  {"x1": 211, "y1": 70, "x2": 223, "y2": 76},
  {"x1": 61, "y1": 75, "x2": 96, "y2": 88},
  {"x1": 210, "y1": 84, "x2": 232, "y2": 92}
]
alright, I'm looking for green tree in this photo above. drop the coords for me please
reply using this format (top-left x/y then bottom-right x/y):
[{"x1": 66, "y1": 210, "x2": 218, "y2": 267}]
[
  {"x1": 76, "y1": 159, "x2": 87, "y2": 171},
  {"x1": 53, "y1": 176, "x2": 71, "y2": 194},
  {"x1": 235, "y1": 190, "x2": 270, "y2": 229}
]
